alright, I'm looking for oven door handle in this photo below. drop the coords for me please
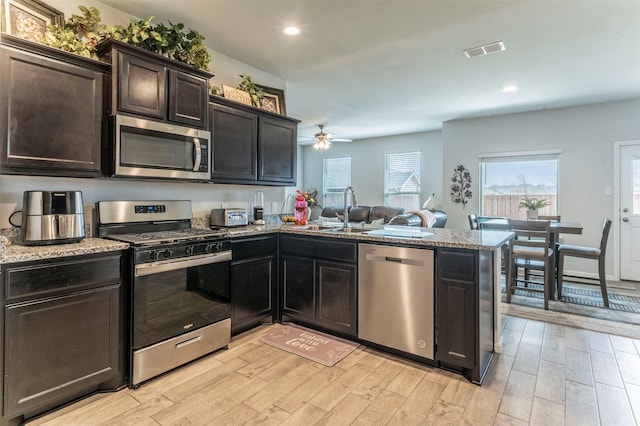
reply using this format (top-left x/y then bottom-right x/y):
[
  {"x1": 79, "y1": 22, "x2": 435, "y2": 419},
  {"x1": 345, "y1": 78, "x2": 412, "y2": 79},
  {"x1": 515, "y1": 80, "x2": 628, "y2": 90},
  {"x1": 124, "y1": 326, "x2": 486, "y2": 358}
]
[{"x1": 135, "y1": 251, "x2": 231, "y2": 277}]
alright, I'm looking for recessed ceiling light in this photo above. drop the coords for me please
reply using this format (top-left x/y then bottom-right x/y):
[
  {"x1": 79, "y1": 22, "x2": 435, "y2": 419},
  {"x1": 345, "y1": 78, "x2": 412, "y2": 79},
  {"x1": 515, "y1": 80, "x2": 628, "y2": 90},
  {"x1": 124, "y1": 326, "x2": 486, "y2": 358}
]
[
  {"x1": 502, "y1": 85, "x2": 518, "y2": 93},
  {"x1": 283, "y1": 26, "x2": 300, "y2": 36},
  {"x1": 464, "y1": 41, "x2": 505, "y2": 58}
]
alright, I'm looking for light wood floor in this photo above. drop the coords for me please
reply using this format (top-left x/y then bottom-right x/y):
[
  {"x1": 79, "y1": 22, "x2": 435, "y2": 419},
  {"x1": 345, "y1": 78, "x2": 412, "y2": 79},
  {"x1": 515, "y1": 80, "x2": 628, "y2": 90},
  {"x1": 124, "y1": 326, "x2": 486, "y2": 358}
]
[{"x1": 26, "y1": 317, "x2": 640, "y2": 426}]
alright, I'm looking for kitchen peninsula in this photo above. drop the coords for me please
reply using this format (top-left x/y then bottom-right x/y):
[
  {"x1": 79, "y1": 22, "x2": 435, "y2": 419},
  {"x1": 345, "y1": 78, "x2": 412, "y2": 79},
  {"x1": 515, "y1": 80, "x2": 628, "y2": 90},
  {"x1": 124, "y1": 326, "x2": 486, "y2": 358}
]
[{"x1": 0, "y1": 223, "x2": 510, "y2": 425}]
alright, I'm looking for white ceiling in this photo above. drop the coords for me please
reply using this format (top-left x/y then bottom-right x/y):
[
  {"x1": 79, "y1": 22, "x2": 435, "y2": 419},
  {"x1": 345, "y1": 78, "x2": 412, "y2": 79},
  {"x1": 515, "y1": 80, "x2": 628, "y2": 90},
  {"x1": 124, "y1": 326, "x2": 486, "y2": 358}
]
[{"x1": 100, "y1": 0, "x2": 640, "y2": 143}]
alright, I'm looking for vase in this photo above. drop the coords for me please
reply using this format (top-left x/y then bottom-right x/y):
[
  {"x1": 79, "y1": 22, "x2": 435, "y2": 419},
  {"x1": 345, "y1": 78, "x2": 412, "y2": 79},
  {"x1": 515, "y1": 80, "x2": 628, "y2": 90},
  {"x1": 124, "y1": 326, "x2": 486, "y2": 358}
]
[
  {"x1": 308, "y1": 205, "x2": 321, "y2": 221},
  {"x1": 527, "y1": 209, "x2": 539, "y2": 220}
]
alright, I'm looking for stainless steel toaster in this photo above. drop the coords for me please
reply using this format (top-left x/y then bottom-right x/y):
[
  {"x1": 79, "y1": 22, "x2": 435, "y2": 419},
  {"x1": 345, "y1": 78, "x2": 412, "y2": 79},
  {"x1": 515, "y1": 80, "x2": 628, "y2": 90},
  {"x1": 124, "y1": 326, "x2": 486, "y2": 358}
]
[
  {"x1": 210, "y1": 208, "x2": 248, "y2": 227},
  {"x1": 21, "y1": 191, "x2": 85, "y2": 245}
]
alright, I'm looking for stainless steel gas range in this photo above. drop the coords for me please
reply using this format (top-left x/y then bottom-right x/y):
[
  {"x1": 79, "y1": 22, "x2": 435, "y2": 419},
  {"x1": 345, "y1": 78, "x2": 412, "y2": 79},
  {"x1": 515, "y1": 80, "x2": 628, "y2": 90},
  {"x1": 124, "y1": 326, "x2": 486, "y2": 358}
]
[{"x1": 96, "y1": 200, "x2": 231, "y2": 387}]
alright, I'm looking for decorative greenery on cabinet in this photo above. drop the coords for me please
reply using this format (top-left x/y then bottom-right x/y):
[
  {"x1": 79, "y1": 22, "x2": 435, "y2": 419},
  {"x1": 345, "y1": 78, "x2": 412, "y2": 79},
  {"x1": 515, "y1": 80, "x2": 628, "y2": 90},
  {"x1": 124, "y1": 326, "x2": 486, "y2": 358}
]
[{"x1": 41, "y1": 5, "x2": 212, "y2": 70}]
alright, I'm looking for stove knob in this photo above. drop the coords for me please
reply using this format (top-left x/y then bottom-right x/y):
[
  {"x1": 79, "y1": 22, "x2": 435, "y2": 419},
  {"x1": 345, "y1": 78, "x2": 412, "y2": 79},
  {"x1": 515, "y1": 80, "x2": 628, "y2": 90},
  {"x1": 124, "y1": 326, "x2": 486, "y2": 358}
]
[
  {"x1": 185, "y1": 245, "x2": 195, "y2": 256},
  {"x1": 205, "y1": 243, "x2": 215, "y2": 253},
  {"x1": 216, "y1": 241, "x2": 224, "y2": 251},
  {"x1": 163, "y1": 249, "x2": 173, "y2": 259},
  {"x1": 149, "y1": 250, "x2": 160, "y2": 261}
]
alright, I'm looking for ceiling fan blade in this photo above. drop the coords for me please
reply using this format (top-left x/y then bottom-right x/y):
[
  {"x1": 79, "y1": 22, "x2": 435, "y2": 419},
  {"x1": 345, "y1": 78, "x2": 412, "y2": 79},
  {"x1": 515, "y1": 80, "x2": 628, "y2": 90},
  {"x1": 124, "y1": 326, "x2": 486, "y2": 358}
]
[{"x1": 330, "y1": 138, "x2": 353, "y2": 143}]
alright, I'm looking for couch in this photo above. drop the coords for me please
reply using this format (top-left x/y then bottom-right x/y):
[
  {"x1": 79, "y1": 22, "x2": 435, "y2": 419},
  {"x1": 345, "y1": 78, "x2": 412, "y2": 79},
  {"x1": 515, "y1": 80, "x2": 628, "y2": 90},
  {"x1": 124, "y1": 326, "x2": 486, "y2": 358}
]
[
  {"x1": 320, "y1": 206, "x2": 405, "y2": 225},
  {"x1": 320, "y1": 206, "x2": 448, "y2": 228},
  {"x1": 387, "y1": 209, "x2": 448, "y2": 228}
]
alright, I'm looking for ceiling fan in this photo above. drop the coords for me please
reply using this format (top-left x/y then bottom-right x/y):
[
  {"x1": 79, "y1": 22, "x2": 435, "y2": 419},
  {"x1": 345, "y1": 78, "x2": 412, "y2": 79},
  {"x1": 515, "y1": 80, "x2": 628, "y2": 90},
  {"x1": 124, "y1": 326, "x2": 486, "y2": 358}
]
[{"x1": 300, "y1": 125, "x2": 353, "y2": 150}]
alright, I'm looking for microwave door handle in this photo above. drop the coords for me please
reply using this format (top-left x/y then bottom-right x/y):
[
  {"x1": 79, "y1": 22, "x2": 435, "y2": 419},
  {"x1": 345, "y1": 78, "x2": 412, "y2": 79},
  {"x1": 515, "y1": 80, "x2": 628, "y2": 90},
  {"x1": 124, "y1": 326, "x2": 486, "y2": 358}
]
[{"x1": 192, "y1": 138, "x2": 202, "y2": 172}]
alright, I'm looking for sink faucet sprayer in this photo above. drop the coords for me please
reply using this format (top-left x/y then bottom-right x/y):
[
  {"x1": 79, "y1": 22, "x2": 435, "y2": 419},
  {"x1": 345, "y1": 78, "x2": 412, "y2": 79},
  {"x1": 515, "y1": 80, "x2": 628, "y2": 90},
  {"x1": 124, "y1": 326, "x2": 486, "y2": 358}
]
[{"x1": 343, "y1": 186, "x2": 358, "y2": 228}]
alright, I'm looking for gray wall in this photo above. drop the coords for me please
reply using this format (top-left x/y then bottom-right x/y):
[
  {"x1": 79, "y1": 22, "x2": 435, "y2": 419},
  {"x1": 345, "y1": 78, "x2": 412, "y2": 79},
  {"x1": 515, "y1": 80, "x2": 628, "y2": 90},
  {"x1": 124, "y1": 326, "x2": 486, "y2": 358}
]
[
  {"x1": 302, "y1": 131, "x2": 443, "y2": 208},
  {"x1": 441, "y1": 98, "x2": 640, "y2": 277}
]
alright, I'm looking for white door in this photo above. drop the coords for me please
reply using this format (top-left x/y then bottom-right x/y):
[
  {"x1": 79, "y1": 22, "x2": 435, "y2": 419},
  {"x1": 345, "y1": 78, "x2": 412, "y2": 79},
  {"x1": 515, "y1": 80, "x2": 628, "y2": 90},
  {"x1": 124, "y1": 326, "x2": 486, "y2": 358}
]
[{"x1": 620, "y1": 144, "x2": 640, "y2": 281}]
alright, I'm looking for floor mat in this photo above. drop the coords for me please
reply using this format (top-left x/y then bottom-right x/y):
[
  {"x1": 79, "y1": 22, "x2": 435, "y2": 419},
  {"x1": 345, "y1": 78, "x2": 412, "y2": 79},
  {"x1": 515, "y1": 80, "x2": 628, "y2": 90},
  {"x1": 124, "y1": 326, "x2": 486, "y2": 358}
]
[{"x1": 258, "y1": 324, "x2": 359, "y2": 367}]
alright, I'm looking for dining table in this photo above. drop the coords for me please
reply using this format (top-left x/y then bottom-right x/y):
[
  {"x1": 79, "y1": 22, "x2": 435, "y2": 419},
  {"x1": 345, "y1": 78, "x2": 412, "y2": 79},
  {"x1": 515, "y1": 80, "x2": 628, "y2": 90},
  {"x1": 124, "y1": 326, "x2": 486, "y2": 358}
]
[{"x1": 480, "y1": 218, "x2": 583, "y2": 300}]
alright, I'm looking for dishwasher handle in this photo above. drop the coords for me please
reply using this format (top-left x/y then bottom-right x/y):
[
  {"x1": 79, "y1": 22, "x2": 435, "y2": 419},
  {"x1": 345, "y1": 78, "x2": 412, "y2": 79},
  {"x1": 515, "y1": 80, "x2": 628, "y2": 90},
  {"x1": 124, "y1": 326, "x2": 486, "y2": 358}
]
[{"x1": 365, "y1": 253, "x2": 424, "y2": 267}]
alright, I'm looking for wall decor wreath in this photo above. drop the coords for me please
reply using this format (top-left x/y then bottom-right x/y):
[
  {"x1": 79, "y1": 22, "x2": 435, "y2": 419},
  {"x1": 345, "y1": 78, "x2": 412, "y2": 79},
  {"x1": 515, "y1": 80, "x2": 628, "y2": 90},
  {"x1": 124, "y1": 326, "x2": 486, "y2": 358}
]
[{"x1": 450, "y1": 165, "x2": 472, "y2": 208}]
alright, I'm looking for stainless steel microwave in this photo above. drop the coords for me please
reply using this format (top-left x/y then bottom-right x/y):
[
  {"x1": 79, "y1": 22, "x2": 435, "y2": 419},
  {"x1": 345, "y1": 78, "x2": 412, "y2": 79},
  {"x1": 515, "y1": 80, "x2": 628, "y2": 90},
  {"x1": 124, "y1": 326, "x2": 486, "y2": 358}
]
[{"x1": 108, "y1": 115, "x2": 211, "y2": 181}]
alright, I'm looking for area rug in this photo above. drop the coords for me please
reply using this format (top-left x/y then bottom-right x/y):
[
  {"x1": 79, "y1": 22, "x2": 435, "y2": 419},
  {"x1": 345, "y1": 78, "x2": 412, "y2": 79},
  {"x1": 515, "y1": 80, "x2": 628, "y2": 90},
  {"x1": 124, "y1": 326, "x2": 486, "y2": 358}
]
[
  {"x1": 503, "y1": 281, "x2": 640, "y2": 314},
  {"x1": 258, "y1": 324, "x2": 359, "y2": 366}
]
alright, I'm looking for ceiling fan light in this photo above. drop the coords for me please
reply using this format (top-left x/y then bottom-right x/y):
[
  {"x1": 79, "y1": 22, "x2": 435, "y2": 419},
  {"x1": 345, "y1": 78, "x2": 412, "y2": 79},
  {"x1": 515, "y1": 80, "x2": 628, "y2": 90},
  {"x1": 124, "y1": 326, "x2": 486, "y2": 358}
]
[
  {"x1": 283, "y1": 26, "x2": 300, "y2": 35},
  {"x1": 313, "y1": 139, "x2": 331, "y2": 150}
]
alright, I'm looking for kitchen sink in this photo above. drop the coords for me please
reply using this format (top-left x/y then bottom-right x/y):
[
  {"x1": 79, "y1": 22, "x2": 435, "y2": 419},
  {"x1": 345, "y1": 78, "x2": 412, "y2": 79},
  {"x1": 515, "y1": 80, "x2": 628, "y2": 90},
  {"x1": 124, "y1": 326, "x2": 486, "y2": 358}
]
[{"x1": 321, "y1": 227, "x2": 370, "y2": 234}]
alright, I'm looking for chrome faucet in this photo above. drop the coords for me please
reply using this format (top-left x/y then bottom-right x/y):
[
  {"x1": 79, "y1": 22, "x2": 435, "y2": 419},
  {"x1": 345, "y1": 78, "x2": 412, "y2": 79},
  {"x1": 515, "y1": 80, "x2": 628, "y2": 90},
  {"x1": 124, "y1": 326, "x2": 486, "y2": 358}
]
[{"x1": 343, "y1": 186, "x2": 358, "y2": 228}]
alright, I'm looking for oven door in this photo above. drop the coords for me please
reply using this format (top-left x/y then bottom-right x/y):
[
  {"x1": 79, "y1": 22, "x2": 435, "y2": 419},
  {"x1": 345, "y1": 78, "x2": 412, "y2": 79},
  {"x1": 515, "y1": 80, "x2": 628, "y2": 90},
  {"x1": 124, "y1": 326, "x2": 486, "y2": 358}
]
[
  {"x1": 111, "y1": 115, "x2": 210, "y2": 180},
  {"x1": 132, "y1": 251, "x2": 231, "y2": 350}
]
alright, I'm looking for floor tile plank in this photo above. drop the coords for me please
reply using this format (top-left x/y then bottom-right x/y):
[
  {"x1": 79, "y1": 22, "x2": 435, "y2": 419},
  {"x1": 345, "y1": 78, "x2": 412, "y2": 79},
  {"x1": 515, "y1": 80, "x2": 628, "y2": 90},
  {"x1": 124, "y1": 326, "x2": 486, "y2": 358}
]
[
  {"x1": 530, "y1": 397, "x2": 565, "y2": 426},
  {"x1": 565, "y1": 381, "x2": 600, "y2": 426},
  {"x1": 499, "y1": 369, "x2": 537, "y2": 421},
  {"x1": 565, "y1": 348, "x2": 594, "y2": 386},
  {"x1": 535, "y1": 359, "x2": 566, "y2": 403},
  {"x1": 591, "y1": 350, "x2": 624, "y2": 388},
  {"x1": 595, "y1": 382, "x2": 636, "y2": 426}
]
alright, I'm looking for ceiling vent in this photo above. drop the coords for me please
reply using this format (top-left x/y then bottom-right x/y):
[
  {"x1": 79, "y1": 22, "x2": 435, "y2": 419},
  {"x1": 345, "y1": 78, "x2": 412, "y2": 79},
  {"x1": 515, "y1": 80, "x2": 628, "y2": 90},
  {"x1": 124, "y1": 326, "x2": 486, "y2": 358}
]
[{"x1": 464, "y1": 41, "x2": 505, "y2": 58}]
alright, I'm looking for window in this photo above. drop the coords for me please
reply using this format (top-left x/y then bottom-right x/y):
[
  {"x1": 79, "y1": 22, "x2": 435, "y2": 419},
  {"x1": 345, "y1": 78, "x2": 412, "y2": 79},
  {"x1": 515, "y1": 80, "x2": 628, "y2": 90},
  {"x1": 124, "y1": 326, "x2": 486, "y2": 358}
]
[
  {"x1": 323, "y1": 157, "x2": 351, "y2": 207},
  {"x1": 480, "y1": 153, "x2": 558, "y2": 219},
  {"x1": 384, "y1": 152, "x2": 421, "y2": 210}
]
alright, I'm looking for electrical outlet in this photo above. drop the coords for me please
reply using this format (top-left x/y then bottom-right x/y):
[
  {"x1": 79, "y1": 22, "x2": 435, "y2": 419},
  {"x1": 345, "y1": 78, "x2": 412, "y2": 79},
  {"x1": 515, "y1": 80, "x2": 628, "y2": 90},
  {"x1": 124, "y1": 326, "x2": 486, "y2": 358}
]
[
  {"x1": 84, "y1": 223, "x2": 91, "y2": 237},
  {"x1": 272, "y1": 202, "x2": 278, "y2": 213}
]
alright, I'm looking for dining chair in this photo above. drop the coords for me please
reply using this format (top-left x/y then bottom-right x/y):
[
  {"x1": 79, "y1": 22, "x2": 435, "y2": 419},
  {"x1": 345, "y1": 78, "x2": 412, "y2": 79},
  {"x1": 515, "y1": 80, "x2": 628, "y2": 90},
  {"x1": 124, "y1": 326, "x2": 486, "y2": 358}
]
[
  {"x1": 524, "y1": 215, "x2": 560, "y2": 281},
  {"x1": 506, "y1": 219, "x2": 554, "y2": 309},
  {"x1": 468, "y1": 214, "x2": 479, "y2": 230},
  {"x1": 557, "y1": 218, "x2": 612, "y2": 307}
]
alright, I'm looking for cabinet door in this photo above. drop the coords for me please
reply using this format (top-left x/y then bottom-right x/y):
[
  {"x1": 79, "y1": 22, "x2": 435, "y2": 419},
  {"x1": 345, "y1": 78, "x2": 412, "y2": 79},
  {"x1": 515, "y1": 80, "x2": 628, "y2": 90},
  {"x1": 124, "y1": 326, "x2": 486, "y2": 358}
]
[
  {"x1": 281, "y1": 256, "x2": 315, "y2": 323},
  {"x1": 168, "y1": 69, "x2": 207, "y2": 128},
  {"x1": 210, "y1": 103, "x2": 258, "y2": 182},
  {"x1": 118, "y1": 52, "x2": 166, "y2": 119},
  {"x1": 4, "y1": 285, "x2": 121, "y2": 417},
  {"x1": 436, "y1": 250, "x2": 476, "y2": 369},
  {"x1": 436, "y1": 277, "x2": 475, "y2": 368},
  {"x1": 258, "y1": 116, "x2": 297, "y2": 184},
  {"x1": 316, "y1": 260, "x2": 357, "y2": 337},
  {"x1": 0, "y1": 45, "x2": 103, "y2": 176},
  {"x1": 231, "y1": 255, "x2": 274, "y2": 334}
]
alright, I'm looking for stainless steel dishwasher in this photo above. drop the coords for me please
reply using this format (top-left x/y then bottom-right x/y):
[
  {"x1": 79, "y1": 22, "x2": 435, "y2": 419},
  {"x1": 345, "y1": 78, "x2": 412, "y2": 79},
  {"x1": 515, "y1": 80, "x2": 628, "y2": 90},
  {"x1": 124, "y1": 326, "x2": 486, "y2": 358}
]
[{"x1": 358, "y1": 243, "x2": 434, "y2": 360}]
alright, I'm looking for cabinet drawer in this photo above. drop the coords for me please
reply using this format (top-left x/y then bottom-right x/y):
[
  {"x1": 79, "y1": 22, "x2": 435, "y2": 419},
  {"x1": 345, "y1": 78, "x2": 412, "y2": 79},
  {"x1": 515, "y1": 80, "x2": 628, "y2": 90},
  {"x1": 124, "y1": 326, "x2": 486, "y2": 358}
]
[
  {"x1": 232, "y1": 235, "x2": 277, "y2": 261},
  {"x1": 280, "y1": 235, "x2": 357, "y2": 263},
  {"x1": 438, "y1": 249, "x2": 476, "y2": 281},
  {"x1": 5, "y1": 254, "x2": 122, "y2": 301}
]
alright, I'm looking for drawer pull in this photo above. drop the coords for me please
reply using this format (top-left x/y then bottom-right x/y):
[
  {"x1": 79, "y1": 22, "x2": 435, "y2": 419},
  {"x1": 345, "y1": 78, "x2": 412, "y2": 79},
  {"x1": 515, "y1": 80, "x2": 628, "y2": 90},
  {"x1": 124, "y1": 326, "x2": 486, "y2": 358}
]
[{"x1": 175, "y1": 335, "x2": 202, "y2": 349}]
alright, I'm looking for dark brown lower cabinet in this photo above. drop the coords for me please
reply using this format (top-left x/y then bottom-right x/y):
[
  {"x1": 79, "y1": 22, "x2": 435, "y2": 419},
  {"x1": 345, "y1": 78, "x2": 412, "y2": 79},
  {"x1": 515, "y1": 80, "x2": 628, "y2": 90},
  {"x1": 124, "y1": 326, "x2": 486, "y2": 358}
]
[
  {"x1": 230, "y1": 235, "x2": 277, "y2": 335},
  {"x1": 280, "y1": 235, "x2": 357, "y2": 338},
  {"x1": 1, "y1": 252, "x2": 124, "y2": 425},
  {"x1": 436, "y1": 248, "x2": 494, "y2": 384}
]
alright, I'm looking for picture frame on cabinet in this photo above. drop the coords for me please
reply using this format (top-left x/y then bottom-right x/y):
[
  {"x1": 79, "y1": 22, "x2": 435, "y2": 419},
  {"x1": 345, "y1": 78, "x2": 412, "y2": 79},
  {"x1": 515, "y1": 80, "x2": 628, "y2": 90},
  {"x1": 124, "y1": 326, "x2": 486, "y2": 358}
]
[
  {"x1": 222, "y1": 84, "x2": 253, "y2": 106},
  {"x1": 1, "y1": 0, "x2": 64, "y2": 42},
  {"x1": 259, "y1": 85, "x2": 286, "y2": 116}
]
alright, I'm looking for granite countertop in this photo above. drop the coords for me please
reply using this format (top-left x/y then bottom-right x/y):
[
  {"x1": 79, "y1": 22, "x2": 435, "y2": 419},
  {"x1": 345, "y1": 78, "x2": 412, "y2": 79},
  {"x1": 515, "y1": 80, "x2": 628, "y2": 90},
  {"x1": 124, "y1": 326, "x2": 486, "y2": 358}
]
[
  {"x1": 204, "y1": 223, "x2": 512, "y2": 250},
  {"x1": 0, "y1": 236, "x2": 129, "y2": 264},
  {"x1": 276, "y1": 224, "x2": 513, "y2": 250},
  {"x1": 0, "y1": 223, "x2": 511, "y2": 265}
]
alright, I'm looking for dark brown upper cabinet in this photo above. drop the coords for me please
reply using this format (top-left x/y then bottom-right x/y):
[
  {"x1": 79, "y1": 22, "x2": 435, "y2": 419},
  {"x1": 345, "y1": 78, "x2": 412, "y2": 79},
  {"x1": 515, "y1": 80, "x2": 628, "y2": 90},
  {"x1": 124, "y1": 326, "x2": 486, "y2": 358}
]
[
  {"x1": 0, "y1": 34, "x2": 109, "y2": 177},
  {"x1": 210, "y1": 96, "x2": 299, "y2": 186},
  {"x1": 97, "y1": 39, "x2": 212, "y2": 129}
]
